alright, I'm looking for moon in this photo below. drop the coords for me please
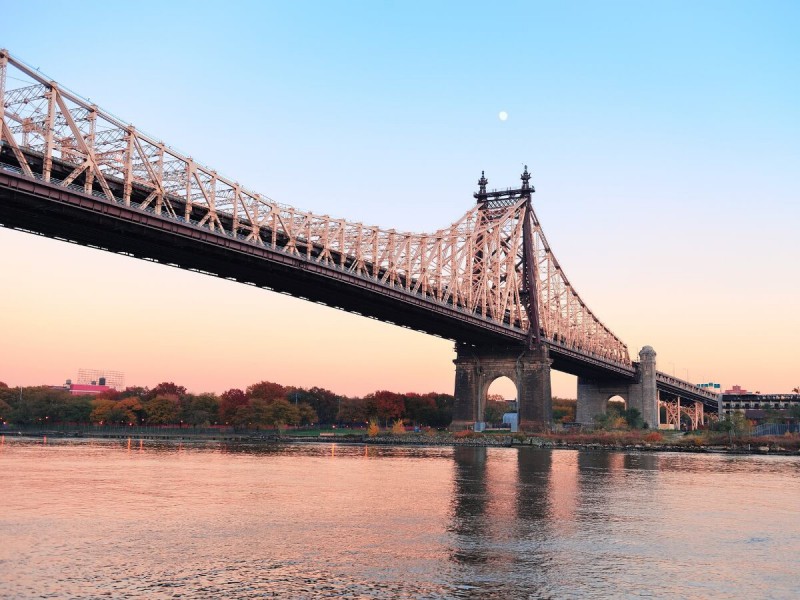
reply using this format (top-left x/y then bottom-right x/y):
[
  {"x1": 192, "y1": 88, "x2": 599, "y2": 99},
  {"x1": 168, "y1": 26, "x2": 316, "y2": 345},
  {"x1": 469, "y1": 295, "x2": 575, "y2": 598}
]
[{"x1": 498, "y1": 111, "x2": 508, "y2": 121}]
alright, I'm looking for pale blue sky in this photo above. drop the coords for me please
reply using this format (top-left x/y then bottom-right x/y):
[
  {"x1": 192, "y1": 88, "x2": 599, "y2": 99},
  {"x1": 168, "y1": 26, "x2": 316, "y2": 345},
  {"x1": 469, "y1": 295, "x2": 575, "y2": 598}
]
[{"x1": 1, "y1": 1, "x2": 798, "y2": 395}]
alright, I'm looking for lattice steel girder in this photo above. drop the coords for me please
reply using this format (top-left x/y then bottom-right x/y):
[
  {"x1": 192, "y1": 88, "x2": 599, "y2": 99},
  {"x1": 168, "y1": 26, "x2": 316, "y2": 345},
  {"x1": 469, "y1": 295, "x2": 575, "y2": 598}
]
[
  {"x1": 664, "y1": 398, "x2": 682, "y2": 427},
  {"x1": 0, "y1": 49, "x2": 631, "y2": 369},
  {"x1": 660, "y1": 397, "x2": 704, "y2": 430}
]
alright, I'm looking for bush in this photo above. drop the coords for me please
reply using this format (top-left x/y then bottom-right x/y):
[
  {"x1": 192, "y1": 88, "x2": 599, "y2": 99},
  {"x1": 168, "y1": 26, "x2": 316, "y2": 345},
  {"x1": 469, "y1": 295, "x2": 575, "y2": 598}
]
[
  {"x1": 367, "y1": 420, "x2": 380, "y2": 437},
  {"x1": 643, "y1": 431, "x2": 663, "y2": 443}
]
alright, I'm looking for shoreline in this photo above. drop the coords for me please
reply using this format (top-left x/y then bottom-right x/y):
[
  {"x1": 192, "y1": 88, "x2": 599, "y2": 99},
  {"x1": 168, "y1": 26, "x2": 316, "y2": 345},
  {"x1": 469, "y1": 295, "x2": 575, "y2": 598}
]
[
  {"x1": 4, "y1": 429, "x2": 799, "y2": 456},
  {"x1": 360, "y1": 434, "x2": 800, "y2": 456}
]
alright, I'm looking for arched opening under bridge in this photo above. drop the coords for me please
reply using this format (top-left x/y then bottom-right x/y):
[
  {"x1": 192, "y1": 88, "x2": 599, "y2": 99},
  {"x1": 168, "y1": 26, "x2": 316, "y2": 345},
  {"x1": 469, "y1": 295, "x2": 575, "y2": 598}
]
[
  {"x1": 483, "y1": 376, "x2": 517, "y2": 430},
  {"x1": 601, "y1": 394, "x2": 645, "y2": 429},
  {"x1": 607, "y1": 394, "x2": 626, "y2": 412}
]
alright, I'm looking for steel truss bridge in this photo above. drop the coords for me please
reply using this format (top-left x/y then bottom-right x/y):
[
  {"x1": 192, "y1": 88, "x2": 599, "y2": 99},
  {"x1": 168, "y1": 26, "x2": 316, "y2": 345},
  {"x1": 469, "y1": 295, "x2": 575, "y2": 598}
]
[{"x1": 0, "y1": 50, "x2": 718, "y2": 420}]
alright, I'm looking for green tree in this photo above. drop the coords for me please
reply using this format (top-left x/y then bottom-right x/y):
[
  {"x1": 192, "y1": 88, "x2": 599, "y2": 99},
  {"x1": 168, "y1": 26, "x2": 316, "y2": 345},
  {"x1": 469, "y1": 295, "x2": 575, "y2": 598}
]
[
  {"x1": 248, "y1": 398, "x2": 274, "y2": 429},
  {"x1": 0, "y1": 398, "x2": 11, "y2": 422},
  {"x1": 63, "y1": 396, "x2": 93, "y2": 424},
  {"x1": 717, "y1": 411, "x2": 751, "y2": 442},
  {"x1": 293, "y1": 386, "x2": 338, "y2": 424},
  {"x1": 91, "y1": 398, "x2": 136, "y2": 425},
  {"x1": 483, "y1": 399, "x2": 507, "y2": 425},
  {"x1": 0, "y1": 384, "x2": 14, "y2": 407},
  {"x1": 119, "y1": 386, "x2": 148, "y2": 399},
  {"x1": 8, "y1": 388, "x2": 37, "y2": 425},
  {"x1": 8, "y1": 386, "x2": 73, "y2": 425},
  {"x1": 232, "y1": 397, "x2": 285, "y2": 430},
  {"x1": 399, "y1": 392, "x2": 454, "y2": 428},
  {"x1": 143, "y1": 395, "x2": 180, "y2": 425},
  {"x1": 594, "y1": 404, "x2": 627, "y2": 430},
  {"x1": 403, "y1": 393, "x2": 435, "y2": 425},
  {"x1": 430, "y1": 393, "x2": 454, "y2": 428},
  {"x1": 264, "y1": 399, "x2": 300, "y2": 431},
  {"x1": 552, "y1": 397, "x2": 577, "y2": 422},
  {"x1": 297, "y1": 402, "x2": 318, "y2": 426},
  {"x1": 118, "y1": 397, "x2": 145, "y2": 424},
  {"x1": 622, "y1": 407, "x2": 644, "y2": 429},
  {"x1": 336, "y1": 397, "x2": 367, "y2": 425},
  {"x1": 183, "y1": 393, "x2": 220, "y2": 427},
  {"x1": 231, "y1": 404, "x2": 253, "y2": 429}
]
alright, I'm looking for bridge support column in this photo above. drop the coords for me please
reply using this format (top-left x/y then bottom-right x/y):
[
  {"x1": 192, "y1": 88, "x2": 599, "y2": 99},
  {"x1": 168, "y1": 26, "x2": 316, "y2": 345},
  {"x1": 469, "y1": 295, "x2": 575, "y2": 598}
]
[
  {"x1": 518, "y1": 345, "x2": 553, "y2": 431},
  {"x1": 628, "y1": 346, "x2": 658, "y2": 428},
  {"x1": 576, "y1": 378, "x2": 611, "y2": 425},
  {"x1": 575, "y1": 346, "x2": 659, "y2": 428},
  {"x1": 450, "y1": 344, "x2": 552, "y2": 432},
  {"x1": 451, "y1": 352, "x2": 482, "y2": 431}
]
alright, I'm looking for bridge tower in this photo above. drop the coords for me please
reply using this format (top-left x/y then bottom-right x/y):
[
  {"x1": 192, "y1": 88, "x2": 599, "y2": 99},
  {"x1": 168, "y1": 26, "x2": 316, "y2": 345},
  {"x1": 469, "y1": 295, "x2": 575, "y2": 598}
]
[
  {"x1": 450, "y1": 168, "x2": 553, "y2": 432},
  {"x1": 575, "y1": 346, "x2": 659, "y2": 428}
]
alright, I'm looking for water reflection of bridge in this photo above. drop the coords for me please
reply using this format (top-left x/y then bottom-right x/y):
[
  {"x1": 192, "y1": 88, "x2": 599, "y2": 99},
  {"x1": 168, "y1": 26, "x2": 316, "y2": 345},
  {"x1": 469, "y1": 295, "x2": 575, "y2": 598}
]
[{"x1": 449, "y1": 447, "x2": 662, "y2": 595}]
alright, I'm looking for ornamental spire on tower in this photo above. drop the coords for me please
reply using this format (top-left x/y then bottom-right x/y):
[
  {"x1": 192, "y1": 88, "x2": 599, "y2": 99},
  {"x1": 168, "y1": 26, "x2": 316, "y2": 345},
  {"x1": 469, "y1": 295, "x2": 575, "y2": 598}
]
[
  {"x1": 474, "y1": 170, "x2": 489, "y2": 203},
  {"x1": 520, "y1": 165, "x2": 533, "y2": 192}
]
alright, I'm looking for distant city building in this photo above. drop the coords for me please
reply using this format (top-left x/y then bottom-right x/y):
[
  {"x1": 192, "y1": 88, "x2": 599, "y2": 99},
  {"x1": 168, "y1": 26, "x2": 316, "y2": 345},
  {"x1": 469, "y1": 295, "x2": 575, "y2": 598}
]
[
  {"x1": 723, "y1": 384, "x2": 750, "y2": 395},
  {"x1": 719, "y1": 385, "x2": 800, "y2": 419},
  {"x1": 696, "y1": 382, "x2": 721, "y2": 392},
  {"x1": 60, "y1": 368, "x2": 123, "y2": 396},
  {"x1": 77, "y1": 368, "x2": 124, "y2": 390},
  {"x1": 66, "y1": 382, "x2": 112, "y2": 396}
]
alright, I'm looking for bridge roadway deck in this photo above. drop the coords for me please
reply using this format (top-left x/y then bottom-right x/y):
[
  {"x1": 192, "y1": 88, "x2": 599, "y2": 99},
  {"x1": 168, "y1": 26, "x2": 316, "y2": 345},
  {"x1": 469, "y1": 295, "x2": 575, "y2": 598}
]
[
  {"x1": 656, "y1": 372, "x2": 719, "y2": 409},
  {"x1": 1, "y1": 163, "x2": 635, "y2": 381}
]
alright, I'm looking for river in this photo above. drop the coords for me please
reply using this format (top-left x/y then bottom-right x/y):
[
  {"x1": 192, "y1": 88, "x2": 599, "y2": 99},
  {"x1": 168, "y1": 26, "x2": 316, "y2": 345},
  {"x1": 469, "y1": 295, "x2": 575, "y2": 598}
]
[{"x1": 0, "y1": 436, "x2": 798, "y2": 599}]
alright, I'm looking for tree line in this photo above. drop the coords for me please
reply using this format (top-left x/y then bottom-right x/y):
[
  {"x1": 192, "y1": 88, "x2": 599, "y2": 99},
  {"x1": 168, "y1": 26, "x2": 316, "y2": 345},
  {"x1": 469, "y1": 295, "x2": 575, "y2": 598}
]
[{"x1": 0, "y1": 380, "x2": 454, "y2": 429}]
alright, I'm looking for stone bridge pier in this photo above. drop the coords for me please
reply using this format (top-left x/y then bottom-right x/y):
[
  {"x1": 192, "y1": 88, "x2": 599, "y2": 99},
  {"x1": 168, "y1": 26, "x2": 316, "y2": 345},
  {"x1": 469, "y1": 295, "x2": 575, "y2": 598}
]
[
  {"x1": 575, "y1": 346, "x2": 658, "y2": 428},
  {"x1": 450, "y1": 344, "x2": 552, "y2": 432}
]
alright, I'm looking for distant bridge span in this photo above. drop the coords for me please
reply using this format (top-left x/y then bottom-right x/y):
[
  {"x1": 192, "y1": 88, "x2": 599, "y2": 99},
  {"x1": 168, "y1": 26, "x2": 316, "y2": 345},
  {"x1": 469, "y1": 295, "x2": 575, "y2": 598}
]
[{"x1": 0, "y1": 50, "x2": 717, "y2": 428}]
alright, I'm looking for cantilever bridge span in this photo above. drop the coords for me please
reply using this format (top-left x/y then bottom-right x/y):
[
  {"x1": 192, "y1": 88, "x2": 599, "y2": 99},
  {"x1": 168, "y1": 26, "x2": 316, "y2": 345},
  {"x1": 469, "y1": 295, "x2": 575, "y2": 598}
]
[{"x1": 0, "y1": 50, "x2": 717, "y2": 429}]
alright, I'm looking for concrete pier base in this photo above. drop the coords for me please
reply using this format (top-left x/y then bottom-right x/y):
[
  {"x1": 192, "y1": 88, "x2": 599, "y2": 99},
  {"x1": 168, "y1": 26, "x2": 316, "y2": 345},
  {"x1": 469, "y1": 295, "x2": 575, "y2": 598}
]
[
  {"x1": 450, "y1": 344, "x2": 552, "y2": 432},
  {"x1": 575, "y1": 346, "x2": 659, "y2": 428}
]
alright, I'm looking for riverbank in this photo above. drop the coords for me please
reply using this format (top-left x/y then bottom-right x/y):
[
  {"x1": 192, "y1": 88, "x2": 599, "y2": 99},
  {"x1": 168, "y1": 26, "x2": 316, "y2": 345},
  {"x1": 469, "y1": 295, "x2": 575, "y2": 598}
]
[
  {"x1": 0, "y1": 428, "x2": 281, "y2": 443},
  {"x1": 361, "y1": 432, "x2": 800, "y2": 455},
  {"x1": 5, "y1": 427, "x2": 800, "y2": 456}
]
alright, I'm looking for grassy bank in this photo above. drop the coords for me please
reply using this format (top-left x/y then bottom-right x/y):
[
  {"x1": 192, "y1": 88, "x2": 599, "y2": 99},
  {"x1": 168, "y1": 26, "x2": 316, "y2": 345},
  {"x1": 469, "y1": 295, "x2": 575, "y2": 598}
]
[{"x1": 5, "y1": 426, "x2": 799, "y2": 454}]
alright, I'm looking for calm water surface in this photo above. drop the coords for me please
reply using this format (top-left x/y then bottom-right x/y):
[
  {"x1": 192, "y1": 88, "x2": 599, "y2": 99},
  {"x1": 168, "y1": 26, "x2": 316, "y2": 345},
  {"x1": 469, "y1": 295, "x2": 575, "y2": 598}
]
[{"x1": 0, "y1": 436, "x2": 798, "y2": 599}]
